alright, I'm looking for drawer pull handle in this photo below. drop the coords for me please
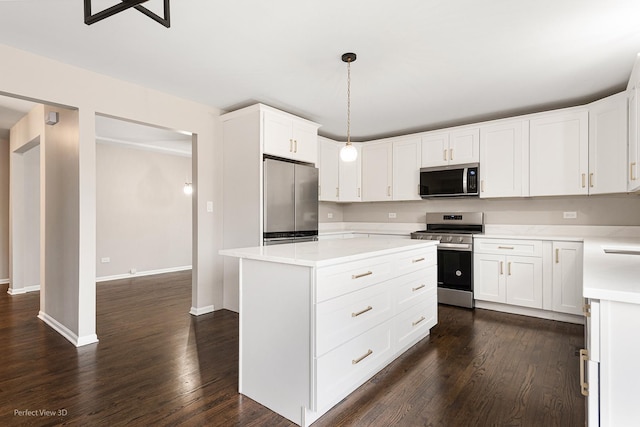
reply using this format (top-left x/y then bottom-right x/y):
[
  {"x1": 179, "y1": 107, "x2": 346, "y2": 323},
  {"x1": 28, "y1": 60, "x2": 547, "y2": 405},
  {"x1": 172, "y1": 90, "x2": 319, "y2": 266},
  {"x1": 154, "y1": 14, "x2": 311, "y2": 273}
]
[
  {"x1": 352, "y1": 349, "x2": 373, "y2": 365},
  {"x1": 412, "y1": 316, "x2": 426, "y2": 326},
  {"x1": 583, "y1": 303, "x2": 591, "y2": 317},
  {"x1": 412, "y1": 284, "x2": 426, "y2": 292},
  {"x1": 412, "y1": 257, "x2": 425, "y2": 263},
  {"x1": 579, "y1": 349, "x2": 589, "y2": 396},
  {"x1": 352, "y1": 271, "x2": 373, "y2": 279},
  {"x1": 498, "y1": 246, "x2": 514, "y2": 250},
  {"x1": 352, "y1": 306, "x2": 373, "y2": 317}
]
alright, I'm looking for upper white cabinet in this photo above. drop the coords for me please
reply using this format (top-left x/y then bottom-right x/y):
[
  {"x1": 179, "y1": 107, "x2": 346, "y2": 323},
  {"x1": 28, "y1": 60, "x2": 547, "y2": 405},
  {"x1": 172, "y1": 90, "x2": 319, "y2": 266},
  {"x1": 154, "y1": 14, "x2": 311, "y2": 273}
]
[
  {"x1": 529, "y1": 108, "x2": 589, "y2": 197},
  {"x1": 392, "y1": 136, "x2": 422, "y2": 200},
  {"x1": 421, "y1": 127, "x2": 479, "y2": 167},
  {"x1": 588, "y1": 92, "x2": 628, "y2": 194},
  {"x1": 318, "y1": 137, "x2": 362, "y2": 202},
  {"x1": 362, "y1": 142, "x2": 393, "y2": 201},
  {"x1": 479, "y1": 119, "x2": 529, "y2": 198},
  {"x1": 263, "y1": 108, "x2": 319, "y2": 164},
  {"x1": 627, "y1": 54, "x2": 640, "y2": 192}
]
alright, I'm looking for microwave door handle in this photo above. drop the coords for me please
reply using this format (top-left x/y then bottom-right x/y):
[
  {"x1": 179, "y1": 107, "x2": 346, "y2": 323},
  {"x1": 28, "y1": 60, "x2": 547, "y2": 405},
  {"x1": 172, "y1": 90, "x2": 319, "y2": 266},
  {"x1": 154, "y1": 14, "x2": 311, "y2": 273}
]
[{"x1": 462, "y1": 167, "x2": 468, "y2": 194}]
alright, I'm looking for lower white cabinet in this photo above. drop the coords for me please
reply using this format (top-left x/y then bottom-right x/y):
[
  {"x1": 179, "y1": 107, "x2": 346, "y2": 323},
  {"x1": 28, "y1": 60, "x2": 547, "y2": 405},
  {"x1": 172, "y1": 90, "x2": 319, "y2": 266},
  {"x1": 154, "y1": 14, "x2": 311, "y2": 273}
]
[{"x1": 474, "y1": 237, "x2": 583, "y2": 320}]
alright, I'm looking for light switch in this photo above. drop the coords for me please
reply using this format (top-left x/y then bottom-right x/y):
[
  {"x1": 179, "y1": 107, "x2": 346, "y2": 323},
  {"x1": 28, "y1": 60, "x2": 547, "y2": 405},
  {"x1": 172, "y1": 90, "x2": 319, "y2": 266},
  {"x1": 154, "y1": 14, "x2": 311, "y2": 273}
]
[{"x1": 207, "y1": 201, "x2": 213, "y2": 212}]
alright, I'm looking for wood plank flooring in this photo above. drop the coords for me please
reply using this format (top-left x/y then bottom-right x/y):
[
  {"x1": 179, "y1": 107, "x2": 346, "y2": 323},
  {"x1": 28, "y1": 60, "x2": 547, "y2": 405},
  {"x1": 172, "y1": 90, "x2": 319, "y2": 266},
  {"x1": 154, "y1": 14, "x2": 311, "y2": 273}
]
[{"x1": 0, "y1": 271, "x2": 585, "y2": 426}]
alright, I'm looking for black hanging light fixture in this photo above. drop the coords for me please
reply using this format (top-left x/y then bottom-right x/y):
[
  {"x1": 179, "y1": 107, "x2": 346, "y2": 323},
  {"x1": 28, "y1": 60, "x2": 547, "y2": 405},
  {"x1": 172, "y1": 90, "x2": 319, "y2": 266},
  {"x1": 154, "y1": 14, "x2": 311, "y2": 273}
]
[
  {"x1": 84, "y1": 0, "x2": 170, "y2": 27},
  {"x1": 340, "y1": 52, "x2": 358, "y2": 162}
]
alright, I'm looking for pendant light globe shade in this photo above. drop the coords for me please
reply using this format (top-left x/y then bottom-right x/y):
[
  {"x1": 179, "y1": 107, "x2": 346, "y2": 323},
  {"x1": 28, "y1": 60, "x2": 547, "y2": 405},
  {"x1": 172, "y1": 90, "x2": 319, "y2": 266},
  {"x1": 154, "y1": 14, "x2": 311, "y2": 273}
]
[{"x1": 340, "y1": 143, "x2": 358, "y2": 162}]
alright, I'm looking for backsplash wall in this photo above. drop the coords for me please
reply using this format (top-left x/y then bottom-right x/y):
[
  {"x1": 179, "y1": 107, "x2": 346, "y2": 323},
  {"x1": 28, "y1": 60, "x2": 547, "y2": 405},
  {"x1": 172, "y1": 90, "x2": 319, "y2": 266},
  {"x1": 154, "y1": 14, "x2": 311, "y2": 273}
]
[{"x1": 320, "y1": 194, "x2": 640, "y2": 226}]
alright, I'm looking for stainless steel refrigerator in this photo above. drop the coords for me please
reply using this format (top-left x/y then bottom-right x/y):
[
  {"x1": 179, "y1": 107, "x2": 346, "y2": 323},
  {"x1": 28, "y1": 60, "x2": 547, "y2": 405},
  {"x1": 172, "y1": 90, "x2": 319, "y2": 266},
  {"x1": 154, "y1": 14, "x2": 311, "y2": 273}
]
[{"x1": 263, "y1": 157, "x2": 319, "y2": 245}]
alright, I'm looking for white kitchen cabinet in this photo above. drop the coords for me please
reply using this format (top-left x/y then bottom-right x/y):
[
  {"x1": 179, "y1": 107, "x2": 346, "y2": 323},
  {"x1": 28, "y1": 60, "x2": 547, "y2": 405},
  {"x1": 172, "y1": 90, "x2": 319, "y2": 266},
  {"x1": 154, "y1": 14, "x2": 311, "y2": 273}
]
[
  {"x1": 479, "y1": 119, "x2": 529, "y2": 198},
  {"x1": 627, "y1": 54, "x2": 640, "y2": 192},
  {"x1": 361, "y1": 142, "x2": 393, "y2": 201},
  {"x1": 551, "y1": 241, "x2": 584, "y2": 316},
  {"x1": 529, "y1": 108, "x2": 589, "y2": 196},
  {"x1": 474, "y1": 238, "x2": 543, "y2": 309},
  {"x1": 421, "y1": 127, "x2": 479, "y2": 167},
  {"x1": 338, "y1": 143, "x2": 362, "y2": 202},
  {"x1": 263, "y1": 108, "x2": 319, "y2": 164},
  {"x1": 392, "y1": 136, "x2": 422, "y2": 200},
  {"x1": 318, "y1": 137, "x2": 340, "y2": 202},
  {"x1": 588, "y1": 92, "x2": 628, "y2": 194}
]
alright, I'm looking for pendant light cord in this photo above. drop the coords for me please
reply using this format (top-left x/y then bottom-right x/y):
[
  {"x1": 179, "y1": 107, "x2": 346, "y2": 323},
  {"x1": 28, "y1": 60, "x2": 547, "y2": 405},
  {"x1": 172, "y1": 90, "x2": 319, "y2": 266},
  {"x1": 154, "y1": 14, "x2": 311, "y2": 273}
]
[{"x1": 347, "y1": 57, "x2": 351, "y2": 145}]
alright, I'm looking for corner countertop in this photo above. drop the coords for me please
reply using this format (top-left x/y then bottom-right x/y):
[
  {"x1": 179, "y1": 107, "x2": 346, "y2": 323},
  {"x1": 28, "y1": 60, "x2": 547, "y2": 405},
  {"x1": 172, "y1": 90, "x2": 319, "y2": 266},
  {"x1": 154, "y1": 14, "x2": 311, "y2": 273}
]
[
  {"x1": 219, "y1": 238, "x2": 438, "y2": 268},
  {"x1": 583, "y1": 237, "x2": 640, "y2": 304}
]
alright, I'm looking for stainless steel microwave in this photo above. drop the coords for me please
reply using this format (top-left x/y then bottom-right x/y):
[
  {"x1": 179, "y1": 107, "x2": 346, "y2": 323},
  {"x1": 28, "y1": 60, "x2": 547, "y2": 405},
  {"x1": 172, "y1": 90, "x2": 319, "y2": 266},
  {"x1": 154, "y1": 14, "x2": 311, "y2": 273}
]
[{"x1": 419, "y1": 163, "x2": 479, "y2": 198}]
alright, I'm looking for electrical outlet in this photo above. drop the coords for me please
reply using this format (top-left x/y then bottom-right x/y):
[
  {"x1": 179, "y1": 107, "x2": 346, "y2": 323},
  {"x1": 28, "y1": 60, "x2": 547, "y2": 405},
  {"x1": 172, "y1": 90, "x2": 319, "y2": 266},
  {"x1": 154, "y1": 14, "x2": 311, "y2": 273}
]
[
  {"x1": 563, "y1": 211, "x2": 577, "y2": 219},
  {"x1": 388, "y1": 213, "x2": 397, "y2": 219},
  {"x1": 327, "y1": 212, "x2": 333, "y2": 219},
  {"x1": 130, "y1": 268, "x2": 137, "y2": 275},
  {"x1": 206, "y1": 201, "x2": 213, "y2": 213},
  {"x1": 101, "y1": 257, "x2": 110, "y2": 263}
]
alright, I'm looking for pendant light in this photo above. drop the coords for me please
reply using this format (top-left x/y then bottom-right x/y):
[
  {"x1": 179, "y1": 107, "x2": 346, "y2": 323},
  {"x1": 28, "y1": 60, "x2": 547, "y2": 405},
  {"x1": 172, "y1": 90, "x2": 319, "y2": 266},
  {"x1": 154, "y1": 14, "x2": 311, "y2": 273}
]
[{"x1": 340, "y1": 52, "x2": 358, "y2": 162}]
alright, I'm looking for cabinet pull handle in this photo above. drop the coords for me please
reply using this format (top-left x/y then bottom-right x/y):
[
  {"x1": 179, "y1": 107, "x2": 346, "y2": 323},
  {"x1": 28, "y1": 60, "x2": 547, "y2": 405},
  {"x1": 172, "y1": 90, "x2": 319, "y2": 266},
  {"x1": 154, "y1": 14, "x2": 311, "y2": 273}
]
[
  {"x1": 589, "y1": 172, "x2": 594, "y2": 188},
  {"x1": 583, "y1": 303, "x2": 591, "y2": 317},
  {"x1": 352, "y1": 349, "x2": 373, "y2": 365},
  {"x1": 555, "y1": 248, "x2": 560, "y2": 263},
  {"x1": 581, "y1": 173, "x2": 586, "y2": 188},
  {"x1": 387, "y1": 186, "x2": 391, "y2": 196},
  {"x1": 352, "y1": 271, "x2": 373, "y2": 279},
  {"x1": 412, "y1": 284, "x2": 426, "y2": 292},
  {"x1": 358, "y1": 187, "x2": 361, "y2": 198},
  {"x1": 631, "y1": 162, "x2": 637, "y2": 181},
  {"x1": 449, "y1": 148, "x2": 453, "y2": 161},
  {"x1": 352, "y1": 305, "x2": 373, "y2": 317},
  {"x1": 481, "y1": 180, "x2": 485, "y2": 193},
  {"x1": 412, "y1": 257, "x2": 425, "y2": 263},
  {"x1": 319, "y1": 185, "x2": 321, "y2": 196},
  {"x1": 289, "y1": 138, "x2": 293, "y2": 152},
  {"x1": 412, "y1": 316, "x2": 426, "y2": 326},
  {"x1": 500, "y1": 261, "x2": 504, "y2": 275},
  {"x1": 579, "y1": 349, "x2": 589, "y2": 396},
  {"x1": 294, "y1": 139, "x2": 298, "y2": 153},
  {"x1": 508, "y1": 261, "x2": 512, "y2": 275},
  {"x1": 336, "y1": 187, "x2": 339, "y2": 197},
  {"x1": 443, "y1": 149, "x2": 447, "y2": 161},
  {"x1": 498, "y1": 246, "x2": 514, "y2": 250}
]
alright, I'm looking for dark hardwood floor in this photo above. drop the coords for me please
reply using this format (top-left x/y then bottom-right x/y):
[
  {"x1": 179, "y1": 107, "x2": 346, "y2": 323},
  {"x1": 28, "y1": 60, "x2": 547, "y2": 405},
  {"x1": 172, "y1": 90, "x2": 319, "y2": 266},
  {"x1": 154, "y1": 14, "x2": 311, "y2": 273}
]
[{"x1": 0, "y1": 272, "x2": 585, "y2": 426}]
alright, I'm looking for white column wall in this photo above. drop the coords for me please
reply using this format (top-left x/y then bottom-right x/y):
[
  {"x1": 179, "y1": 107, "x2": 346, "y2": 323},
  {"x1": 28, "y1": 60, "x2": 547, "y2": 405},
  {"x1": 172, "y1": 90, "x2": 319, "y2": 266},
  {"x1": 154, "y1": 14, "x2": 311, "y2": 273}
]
[{"x1": 0, "y1": 43, "x2": 221, "y2": 346}]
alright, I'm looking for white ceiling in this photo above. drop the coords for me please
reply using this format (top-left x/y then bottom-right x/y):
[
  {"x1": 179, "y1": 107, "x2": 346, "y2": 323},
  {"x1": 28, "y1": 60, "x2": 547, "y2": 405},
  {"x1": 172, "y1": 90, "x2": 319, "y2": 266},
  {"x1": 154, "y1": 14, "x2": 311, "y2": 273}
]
[{"x1": 1, "y1": 0, "x2": 640, "y2": 140}]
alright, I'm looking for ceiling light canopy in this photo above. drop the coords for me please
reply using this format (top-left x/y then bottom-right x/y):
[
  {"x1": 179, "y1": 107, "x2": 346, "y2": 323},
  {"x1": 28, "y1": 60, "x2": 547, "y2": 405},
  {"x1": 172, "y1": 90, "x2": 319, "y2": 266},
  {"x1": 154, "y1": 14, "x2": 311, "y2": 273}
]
[
  {"x1": 340, "y1": 52, "x2": 358, "y2": 162},
  {"x1": 84, "y1": 0, "x2": 171, "y2": 27}
]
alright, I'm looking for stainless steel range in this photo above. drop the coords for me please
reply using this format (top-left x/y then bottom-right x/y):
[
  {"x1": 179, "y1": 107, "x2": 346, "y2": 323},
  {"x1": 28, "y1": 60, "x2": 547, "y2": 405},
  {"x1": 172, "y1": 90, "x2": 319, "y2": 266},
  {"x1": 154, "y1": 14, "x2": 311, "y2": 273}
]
[{"x1": 411, "y1": 212, "x2": 484, "y2": 308}]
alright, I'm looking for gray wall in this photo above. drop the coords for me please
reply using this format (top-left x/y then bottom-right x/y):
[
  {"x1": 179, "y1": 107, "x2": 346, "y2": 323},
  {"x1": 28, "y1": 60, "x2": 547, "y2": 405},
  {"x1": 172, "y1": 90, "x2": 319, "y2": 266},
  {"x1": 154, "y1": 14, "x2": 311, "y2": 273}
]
[
  {"x1": 0, "y1": 139, "x2": 7, "y2": 281},
  {"x1": 96, "y1": 142, "x2": 192, "y2": 279},
  {"x1": 321, "y1": 194, "x2": 640, "y2": 225}
]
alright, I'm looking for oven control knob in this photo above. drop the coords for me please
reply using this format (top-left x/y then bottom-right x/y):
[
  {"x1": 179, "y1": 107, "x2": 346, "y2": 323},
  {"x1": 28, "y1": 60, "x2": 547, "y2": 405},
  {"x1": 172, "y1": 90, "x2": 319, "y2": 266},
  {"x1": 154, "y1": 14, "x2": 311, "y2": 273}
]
[
  {"x1": 435, "y1": 235, "x2": 442, "y2": 241},
  {"x1": 443, "y1": 236, "x2": 453, "y2": 243},
  {"x1": 457, "y1": 236, "x2": 465, "y2": 243}
]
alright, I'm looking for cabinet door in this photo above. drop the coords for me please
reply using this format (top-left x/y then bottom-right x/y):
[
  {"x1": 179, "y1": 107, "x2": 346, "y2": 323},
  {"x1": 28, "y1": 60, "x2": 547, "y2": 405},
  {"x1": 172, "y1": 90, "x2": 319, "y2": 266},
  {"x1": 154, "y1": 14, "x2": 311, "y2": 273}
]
[
  {"x1": 551, "y1": 241, "x2": 583, "y2": 315},
  {"x1": 529, "y1": 109, "x2": 589, "y2": 196},
  {"x1": 318, "y1": 138, "x2": 340, "y2": 202},
  {"x1": 473, "y1": 254, "x2": 506, "y2": 303},
  {"x1": 263, "y1": 111, "x2": 295, "y2": 159},
  {"x1": 449, "y1": 127, "x2": 479, "y2": 165},
  {"x1": 588, "y1": 93, "x2": 628, "y2": 194},
  {"x1": 479, "y1": 120, "x2": 528, "y2": 198},
  {"x1": 392, "y1": 137, "x2": 422, "y2": 200},
  {"x1": 292, "y1": 120, "x2": 318, "y2": 164},
  {"x1": 628, "y1": 83, "x2": 640, "y2": 191},
  {"x1": 421, "y1": 131, "x2": 449, "y2": 167},
  {"x1": 362, "y1": 142, "x2": 393, "y2": 201},
  {"x1": 339, "y1": 143, "x2": 362, "y2": 202},
  {"x1": 505, "y1": 255, "x2": 543, "y2": 309}
]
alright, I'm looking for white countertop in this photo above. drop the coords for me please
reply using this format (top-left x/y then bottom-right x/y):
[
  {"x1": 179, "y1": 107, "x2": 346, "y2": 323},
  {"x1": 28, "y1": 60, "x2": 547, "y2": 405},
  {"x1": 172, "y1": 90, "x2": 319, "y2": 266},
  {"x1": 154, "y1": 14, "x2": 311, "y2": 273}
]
[
  {"x1": 583, "y1": 237, "x2": 640, "y2": 304},
  {"x1": 476, "y1": 234, "x2": 584, "y2": 242},
  {"x1": 219, "y1": 238, "x2": 438, "y2": 267}
]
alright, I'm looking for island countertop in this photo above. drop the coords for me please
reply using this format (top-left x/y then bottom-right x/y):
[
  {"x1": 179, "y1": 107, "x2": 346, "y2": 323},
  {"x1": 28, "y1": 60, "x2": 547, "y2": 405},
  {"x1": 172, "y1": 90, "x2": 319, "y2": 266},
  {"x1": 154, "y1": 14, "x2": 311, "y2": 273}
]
[{"x1": 219, "y1": 237, "x2": 438, "y2": 268}]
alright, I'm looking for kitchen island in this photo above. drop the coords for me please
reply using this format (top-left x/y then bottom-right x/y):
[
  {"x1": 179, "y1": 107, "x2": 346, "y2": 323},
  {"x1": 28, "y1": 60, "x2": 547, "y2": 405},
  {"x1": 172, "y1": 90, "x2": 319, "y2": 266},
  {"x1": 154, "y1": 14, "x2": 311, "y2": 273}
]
[{"x1": 220, "y1": 238, "x2": 438, "y2": 427}]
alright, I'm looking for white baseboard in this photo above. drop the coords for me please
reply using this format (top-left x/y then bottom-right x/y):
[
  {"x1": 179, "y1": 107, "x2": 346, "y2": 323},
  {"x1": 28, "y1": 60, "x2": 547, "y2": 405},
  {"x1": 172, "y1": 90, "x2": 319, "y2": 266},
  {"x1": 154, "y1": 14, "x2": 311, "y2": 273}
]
[
  {"x1": 96, "y1": 265, "x2": 192, "y2": 282},
  {"x1": 38, "y1": 311, "x2": 99, "y2": 347},
  {"x1": 7, "y1": 284, "x2": 41, "y2": 295},
  {"x1": 0, "y1": 278, "x2": 9, "y2": 285},
  {"x1": 190, "y1": 305, "x2": 215, "y2": 316},
  {"x1": 474, "y1": 300, "x2": 585, "y2": 324}
]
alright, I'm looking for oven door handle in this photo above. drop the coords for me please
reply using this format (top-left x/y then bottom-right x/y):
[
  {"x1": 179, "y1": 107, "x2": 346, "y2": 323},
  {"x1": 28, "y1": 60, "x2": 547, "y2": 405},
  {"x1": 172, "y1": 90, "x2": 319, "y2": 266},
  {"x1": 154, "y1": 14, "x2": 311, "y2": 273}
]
[{"x1": 437, "y1": 243, "x2": 472, "y2": 251}]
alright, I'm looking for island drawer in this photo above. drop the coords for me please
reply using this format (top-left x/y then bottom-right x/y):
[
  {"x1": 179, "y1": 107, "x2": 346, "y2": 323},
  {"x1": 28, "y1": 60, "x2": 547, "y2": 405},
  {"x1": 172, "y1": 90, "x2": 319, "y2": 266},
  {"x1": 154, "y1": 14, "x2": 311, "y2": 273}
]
[
  {"x1": 396, "y1": 266, "x2": 437, "y2": 312},
  {"x1": 316, "y1": 281, "x2": 394, "y2": 357},
  {"x1": 394, "y1": 248, "x2": 437, "y2": 275},
  {"x1": 395, "y1": 292, "x2": 437, "y2": 351},
  {"x1": 316, "y1": 256, "x2": 393, "y2": 302},
  {"x1": 315, "y1": 319, "x2": 394, "y2": 411},
  {"x1": 474, "y1": 238, "x2": 542, "y2": 257}
]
